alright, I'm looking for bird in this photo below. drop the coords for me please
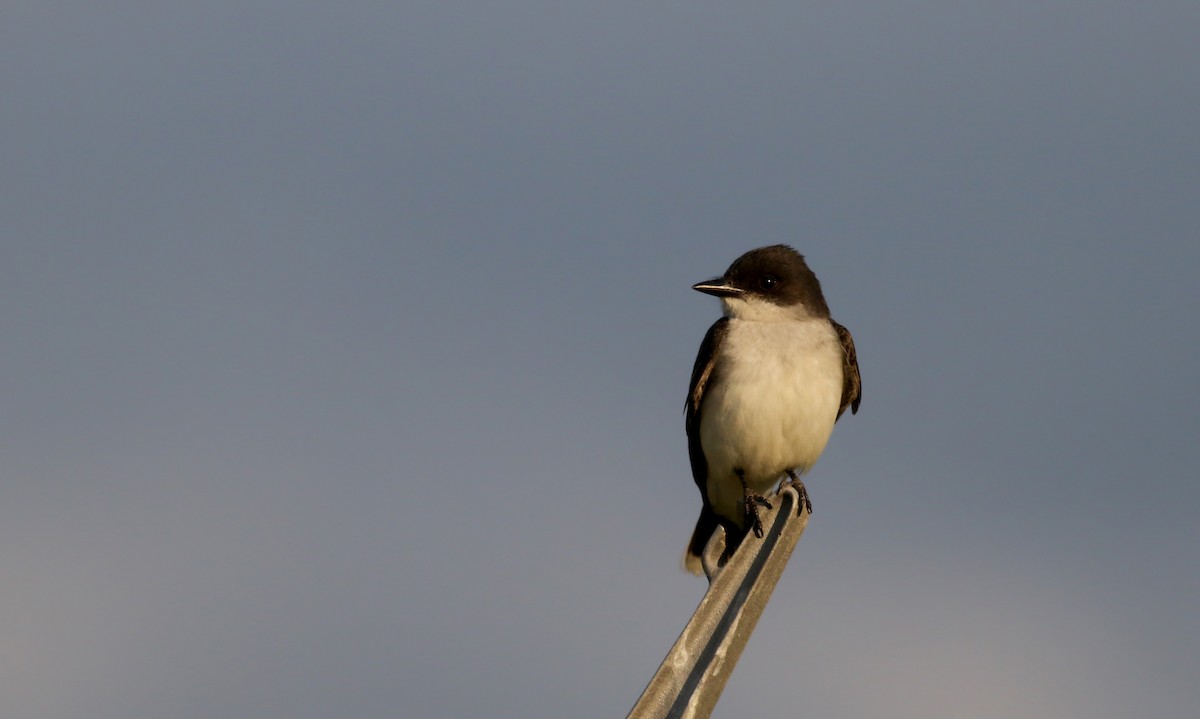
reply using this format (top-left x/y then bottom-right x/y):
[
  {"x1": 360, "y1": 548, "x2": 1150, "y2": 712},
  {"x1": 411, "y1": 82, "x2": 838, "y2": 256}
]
[{"x1": 684, "y1": 245, "x2": 861, "y2": 575}]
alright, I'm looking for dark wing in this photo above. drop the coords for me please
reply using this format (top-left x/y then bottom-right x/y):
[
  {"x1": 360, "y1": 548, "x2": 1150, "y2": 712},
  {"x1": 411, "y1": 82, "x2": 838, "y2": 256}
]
[
  {"x1": 685, "y1": 318, "x2": 729, "y2": 493},
  {"x1": 683, "y1": 318, "x2": 730, "y2": 574},
  {"x1": 831, "y1": 319, "x2": 862, "y2": 420}
]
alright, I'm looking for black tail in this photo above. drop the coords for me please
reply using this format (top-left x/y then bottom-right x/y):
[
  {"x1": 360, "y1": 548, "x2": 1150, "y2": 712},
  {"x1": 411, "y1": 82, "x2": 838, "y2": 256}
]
[{"x1": 683, "y1": 506, "x2": 745, "y2": 575}]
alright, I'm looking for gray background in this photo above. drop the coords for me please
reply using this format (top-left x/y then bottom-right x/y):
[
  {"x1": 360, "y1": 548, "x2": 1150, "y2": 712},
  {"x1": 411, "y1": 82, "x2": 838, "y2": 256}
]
[{"x1": 4, "y1": 3, "x2": 1197, "y2": 718}]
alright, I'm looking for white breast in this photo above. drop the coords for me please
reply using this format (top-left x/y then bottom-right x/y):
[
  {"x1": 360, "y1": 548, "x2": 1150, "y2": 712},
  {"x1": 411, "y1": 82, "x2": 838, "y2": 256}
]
[{"x1": 699, "y1": 317, "x2": 844, "y2": 524}]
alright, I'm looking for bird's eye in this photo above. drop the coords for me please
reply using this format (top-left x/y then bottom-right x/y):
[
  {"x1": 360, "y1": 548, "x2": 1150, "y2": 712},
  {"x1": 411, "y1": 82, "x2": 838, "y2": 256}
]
[{"x1": 758, "y1": 275, "x2": 779, "y2": 291}]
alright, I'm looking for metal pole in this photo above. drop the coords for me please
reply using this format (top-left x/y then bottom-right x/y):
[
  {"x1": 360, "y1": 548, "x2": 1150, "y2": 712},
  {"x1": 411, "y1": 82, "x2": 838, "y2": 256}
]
[{"x1": 628, "y1": 482, "x2": 810, "y2": 719}]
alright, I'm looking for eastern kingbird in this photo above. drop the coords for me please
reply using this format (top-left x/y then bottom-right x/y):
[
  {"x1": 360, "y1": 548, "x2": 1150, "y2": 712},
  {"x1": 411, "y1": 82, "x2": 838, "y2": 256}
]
[{"x1": 684, "y1": 245, "x2": 861, "y2": 574}]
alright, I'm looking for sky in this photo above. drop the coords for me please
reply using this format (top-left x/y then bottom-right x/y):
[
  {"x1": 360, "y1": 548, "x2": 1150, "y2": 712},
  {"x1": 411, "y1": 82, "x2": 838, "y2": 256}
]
[{"x1": 3, "y1": 3, "x2": 1198, "y2": 718}]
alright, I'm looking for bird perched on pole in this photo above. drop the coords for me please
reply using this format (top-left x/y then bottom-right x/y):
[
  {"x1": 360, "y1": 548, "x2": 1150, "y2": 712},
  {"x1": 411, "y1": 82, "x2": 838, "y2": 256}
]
[{"x1": 684, "y1": 245, "x2": 861, "y2": 574}]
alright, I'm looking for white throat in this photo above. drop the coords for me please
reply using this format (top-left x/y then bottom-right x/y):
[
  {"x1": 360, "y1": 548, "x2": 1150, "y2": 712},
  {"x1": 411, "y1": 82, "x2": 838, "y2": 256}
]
[{"x1": 720, "y1": 295, "x2": 819, "y2": 323}]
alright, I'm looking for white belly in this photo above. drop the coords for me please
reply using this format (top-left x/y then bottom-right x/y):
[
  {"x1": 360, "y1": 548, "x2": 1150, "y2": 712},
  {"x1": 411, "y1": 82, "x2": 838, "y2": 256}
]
[{"x1": 700, "y1": 318, "x2": 844, "y2": 525}]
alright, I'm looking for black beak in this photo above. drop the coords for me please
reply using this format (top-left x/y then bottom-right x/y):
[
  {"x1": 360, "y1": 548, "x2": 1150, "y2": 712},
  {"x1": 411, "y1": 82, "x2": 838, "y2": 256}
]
[{"x1": 692, "y1": 277, "x2": 743, "y2": 298}]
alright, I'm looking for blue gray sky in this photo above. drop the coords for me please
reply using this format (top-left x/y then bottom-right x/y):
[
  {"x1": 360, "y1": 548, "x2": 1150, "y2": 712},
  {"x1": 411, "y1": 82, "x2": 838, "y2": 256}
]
[{"x1": 3, "y1": 3, "x2": 1198, "y2": 718}]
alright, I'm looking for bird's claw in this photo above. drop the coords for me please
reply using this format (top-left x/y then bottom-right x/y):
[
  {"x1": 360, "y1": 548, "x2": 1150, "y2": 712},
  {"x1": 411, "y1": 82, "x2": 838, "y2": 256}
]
[
  {"x1": 736, "y1": 469, "x2": 774, "y2": 538},
  {"x1": 784, "y1": 470, "x2": 813, "y2": 516},
  {"x1": 744, "y1": 493, "x2": 773, "y2": 538}
]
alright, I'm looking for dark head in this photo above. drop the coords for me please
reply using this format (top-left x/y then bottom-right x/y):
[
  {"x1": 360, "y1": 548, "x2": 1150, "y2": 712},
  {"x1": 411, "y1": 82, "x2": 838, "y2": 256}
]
[{"x1": 693, "y1": 245, "x2": 830, "y2": 320}]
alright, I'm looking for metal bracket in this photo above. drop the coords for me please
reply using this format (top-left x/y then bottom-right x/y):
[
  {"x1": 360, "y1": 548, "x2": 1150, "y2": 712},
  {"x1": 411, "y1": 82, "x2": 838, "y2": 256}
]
[{"x1": 627, "y1": 482, "x2": 810, "y2": 719}]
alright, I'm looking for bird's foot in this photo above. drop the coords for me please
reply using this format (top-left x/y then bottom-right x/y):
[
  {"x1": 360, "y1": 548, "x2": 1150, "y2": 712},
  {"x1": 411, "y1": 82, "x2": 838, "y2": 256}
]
[
  {"x1": 739, "y1": 474, "x2": 773, "y2": 538},
  {"x1": 784, "y1": 470, "x2": 813, "y2": 516}
]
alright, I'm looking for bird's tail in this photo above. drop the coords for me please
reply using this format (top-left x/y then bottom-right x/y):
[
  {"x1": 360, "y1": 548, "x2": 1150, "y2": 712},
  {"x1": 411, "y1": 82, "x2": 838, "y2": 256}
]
[{"x1": 682, "y1": 505, "x2": 722, "y2": 575}]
